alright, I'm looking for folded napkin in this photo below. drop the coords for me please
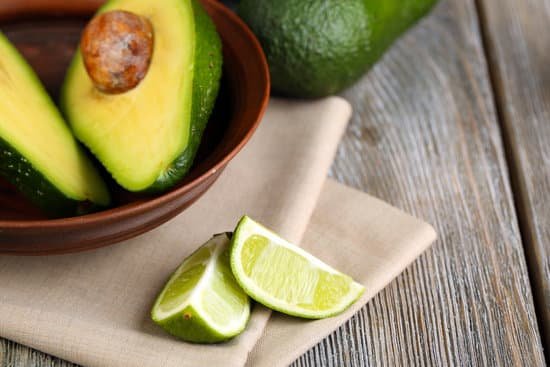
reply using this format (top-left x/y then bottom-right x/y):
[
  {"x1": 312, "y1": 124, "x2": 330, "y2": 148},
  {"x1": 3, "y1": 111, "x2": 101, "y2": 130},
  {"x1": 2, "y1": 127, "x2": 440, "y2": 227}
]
[{"x1": 0, "y1": 97, "x2": 435, "y2": 367}]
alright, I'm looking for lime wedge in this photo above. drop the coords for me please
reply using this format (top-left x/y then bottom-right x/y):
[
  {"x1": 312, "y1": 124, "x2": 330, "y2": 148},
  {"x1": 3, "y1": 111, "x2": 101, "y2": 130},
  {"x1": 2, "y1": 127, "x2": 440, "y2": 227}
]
[
  {"x1": 230, "y1": 216, "x2": 365, "y2": 319},
  {"x1": 151, "y1": 233, "x2": 250, "y2": 343}
]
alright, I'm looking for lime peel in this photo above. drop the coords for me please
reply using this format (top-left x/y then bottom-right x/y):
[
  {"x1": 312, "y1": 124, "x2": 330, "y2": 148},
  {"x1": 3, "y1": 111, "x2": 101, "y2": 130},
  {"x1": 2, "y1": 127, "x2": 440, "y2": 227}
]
[
  {"x1": 230, "y1": 216, "x2": 365, "y2": 319},
  {"x1": 151, "y1": 233, "x2": 250, "y2": 343}
]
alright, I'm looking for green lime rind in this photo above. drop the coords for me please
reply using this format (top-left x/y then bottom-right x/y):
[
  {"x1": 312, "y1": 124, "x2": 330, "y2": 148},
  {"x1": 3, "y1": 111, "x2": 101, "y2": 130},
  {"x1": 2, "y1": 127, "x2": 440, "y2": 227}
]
[
  {"x1": 230, "y1": 216, "x2": 365, "y2": 320},
  {"x1": 152, "y1": 302, "x2": 247, "y2": 344},
  {"x1": 151, "y1": 233, "x2": 250, "y2": 343}
]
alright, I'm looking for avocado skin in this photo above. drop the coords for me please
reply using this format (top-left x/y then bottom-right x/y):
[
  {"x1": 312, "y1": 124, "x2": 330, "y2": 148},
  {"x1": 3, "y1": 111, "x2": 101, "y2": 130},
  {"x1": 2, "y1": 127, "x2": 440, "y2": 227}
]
[
  {"x1": 238, "y1": 0, "x2": 438, "y2": 98},
  {"x1": 0, "y1": 138, "x2": 102, "y2": 218},
  {"x1": 363, "y1": 0, "x2": 439, "y2": 63},
  {"x1": 145, "y1": 0, "x2": 222, "y2": 193},
  {"x1": 0, "y1": 32, "x2": 110, "y2": 218}
]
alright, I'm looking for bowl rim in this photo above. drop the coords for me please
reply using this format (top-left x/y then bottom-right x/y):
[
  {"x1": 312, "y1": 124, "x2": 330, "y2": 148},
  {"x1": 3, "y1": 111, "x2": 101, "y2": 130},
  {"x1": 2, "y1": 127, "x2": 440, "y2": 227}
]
[{"x1": 0, "y1": 0, "x2": 270, "y2": 229}]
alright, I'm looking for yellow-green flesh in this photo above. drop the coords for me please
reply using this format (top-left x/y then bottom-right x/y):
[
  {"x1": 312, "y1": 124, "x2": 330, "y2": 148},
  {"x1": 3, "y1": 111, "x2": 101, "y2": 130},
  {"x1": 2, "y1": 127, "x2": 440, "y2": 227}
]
[
  {"x1": 0, "y1": 33, "x2": 109, "y2": 204},
  {"x1": 63, "y1": 0, "x2": 194, "y2": 191},
  {"x1": 152, "y1": 234, "x2": 250, "y2": 341},
  {"x1": 231, "y1": 216, "x2": 365, "y2": 318},
  {"x1": 156, "y1": 245, "x2": 210, "y2": 315},
  {"x1": 241, "y1": 235, "x2": 355, "y2": 311}
]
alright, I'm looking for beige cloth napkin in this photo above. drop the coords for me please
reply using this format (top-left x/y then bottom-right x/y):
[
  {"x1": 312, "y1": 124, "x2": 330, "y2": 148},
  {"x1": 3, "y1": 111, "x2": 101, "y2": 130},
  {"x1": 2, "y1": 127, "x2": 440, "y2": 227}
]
[{"x1": 0, "y1": 97, "x2": 435, "y2": 367}]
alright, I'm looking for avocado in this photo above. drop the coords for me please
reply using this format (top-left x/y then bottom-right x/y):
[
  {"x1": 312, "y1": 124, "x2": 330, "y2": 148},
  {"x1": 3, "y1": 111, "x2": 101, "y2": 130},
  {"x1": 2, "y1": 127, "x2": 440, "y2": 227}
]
[
  {"x1": 62, "y1": 0, "x2": 222, "y2": 193},
  {"x1": 0, "y1": 32, "x2": 110, "y2": 218},
  {"x1": 238, "y1": 0, "x2": 438, "y2": 98}
]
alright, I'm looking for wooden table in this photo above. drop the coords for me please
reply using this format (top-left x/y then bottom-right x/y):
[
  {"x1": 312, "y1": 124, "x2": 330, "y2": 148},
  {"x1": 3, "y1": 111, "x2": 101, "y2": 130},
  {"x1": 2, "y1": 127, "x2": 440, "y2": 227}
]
[{"x1": 1, "y1": 0, "x2": 548, "y2": 365}]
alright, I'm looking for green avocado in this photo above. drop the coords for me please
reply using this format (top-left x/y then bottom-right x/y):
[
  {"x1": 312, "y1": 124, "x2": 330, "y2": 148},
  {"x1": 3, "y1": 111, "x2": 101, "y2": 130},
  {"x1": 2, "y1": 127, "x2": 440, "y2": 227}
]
[
  {"x1": 62, "y1": 0, "x2": 222, "y2": 193},
  {"x1": 0, "y1": 32, "x2": 110, "y2": 218},
  {"x1": 238, "y1": 0, "x2": 438, "y2": 98}
]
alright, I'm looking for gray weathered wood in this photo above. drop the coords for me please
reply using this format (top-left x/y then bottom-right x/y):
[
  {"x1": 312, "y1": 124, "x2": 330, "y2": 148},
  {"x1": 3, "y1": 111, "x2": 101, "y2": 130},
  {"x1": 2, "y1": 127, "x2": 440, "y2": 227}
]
[
  {"x1": 1, "y1": 339, "x2": 75, "y2": 367},
  {"x1": 294, "y1": 0, "x2": 547, "y2": 365},
  {"x1": 476, "y1": 0, "x2": 550, "y2": 351},
  {"x1": 1, "y1": 0, "x2": 547, "y2": 366}
]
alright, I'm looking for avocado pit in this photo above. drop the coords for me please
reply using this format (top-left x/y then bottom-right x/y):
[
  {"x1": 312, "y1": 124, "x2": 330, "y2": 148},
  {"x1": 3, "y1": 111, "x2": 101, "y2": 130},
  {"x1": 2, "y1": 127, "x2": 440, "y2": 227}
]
[{"x1": 80, "y1": 10, "x2": 154, "y2": 94}]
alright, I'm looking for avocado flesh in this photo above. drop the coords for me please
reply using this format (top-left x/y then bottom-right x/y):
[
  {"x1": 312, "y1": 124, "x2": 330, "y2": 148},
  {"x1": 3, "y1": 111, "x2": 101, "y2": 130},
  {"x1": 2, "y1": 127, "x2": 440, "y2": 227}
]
[
  {"x1": 0, "y1": 32, "x2": 110, "y2": 217},
  {"x1": 62, "y1": 0, "x2": 222, "y2": 193}
]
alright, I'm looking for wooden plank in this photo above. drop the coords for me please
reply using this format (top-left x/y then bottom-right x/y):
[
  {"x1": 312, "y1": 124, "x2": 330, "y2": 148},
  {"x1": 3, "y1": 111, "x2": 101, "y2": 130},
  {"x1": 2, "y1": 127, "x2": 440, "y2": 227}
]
[
  {"x1": 1, "y1": 0, "x2": 546, "y2": 366},
  {"x1": 1, "y1": 340, "x2": 74, "y2": 367},
  {"x1": 476, "y1": 0, "x2": 550, "y2": 352},
  {"x1": 293, "y1": 0, "x2": 547, "y2": 365}
]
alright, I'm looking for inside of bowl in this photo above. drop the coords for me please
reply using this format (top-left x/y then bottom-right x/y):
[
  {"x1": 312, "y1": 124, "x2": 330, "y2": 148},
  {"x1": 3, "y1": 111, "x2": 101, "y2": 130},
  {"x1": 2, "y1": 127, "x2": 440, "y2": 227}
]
[{"x1": 0, "y1": 17, "x2": 233, "y2": 220}]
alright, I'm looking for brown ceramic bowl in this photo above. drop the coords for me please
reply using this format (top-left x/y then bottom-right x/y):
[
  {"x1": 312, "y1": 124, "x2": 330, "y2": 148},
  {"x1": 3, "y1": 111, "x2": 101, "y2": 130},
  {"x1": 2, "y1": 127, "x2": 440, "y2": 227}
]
[{"x1": 0, "y1": 0, "x2": 269, "y2": 255}]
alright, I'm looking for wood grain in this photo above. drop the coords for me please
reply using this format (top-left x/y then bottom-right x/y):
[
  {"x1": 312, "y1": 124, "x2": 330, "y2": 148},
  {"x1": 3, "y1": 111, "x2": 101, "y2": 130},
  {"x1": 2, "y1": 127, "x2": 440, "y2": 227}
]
[
  {"x1": 0, "y1": 340, "x2": 73, "y2": 367},
  {"x1": 476, "y1": 0, "x2": 550, "y2": 352},
  {"x1": 0, "y1": 0, "x2": 547, "y2": 366},
  {"x1": 294, "y1": 0, "x2": 547, "y2": 365}
]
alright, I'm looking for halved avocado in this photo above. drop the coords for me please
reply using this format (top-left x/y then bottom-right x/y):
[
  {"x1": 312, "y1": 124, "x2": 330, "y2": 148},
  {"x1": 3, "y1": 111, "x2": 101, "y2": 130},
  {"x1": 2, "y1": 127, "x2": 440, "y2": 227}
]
[
  {"x1": 61, "y1": 0, "x2": 223, "y2": 193},
  {"x1": 0, "y1": 32, "x2": 110, "y2": 218}
]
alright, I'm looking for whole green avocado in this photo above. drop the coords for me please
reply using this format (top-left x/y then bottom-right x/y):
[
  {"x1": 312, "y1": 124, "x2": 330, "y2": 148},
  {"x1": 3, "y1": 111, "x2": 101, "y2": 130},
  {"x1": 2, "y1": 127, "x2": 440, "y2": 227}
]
[{"x1": 238, "y1": 0, "x2": 438, "y2": 98}]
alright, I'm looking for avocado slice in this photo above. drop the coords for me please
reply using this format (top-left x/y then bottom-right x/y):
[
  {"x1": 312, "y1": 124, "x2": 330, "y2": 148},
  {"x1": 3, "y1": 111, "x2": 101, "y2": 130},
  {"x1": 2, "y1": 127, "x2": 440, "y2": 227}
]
[
  {"x1": 61, "y1": 0, "x2": 223, "y2": 193},
  {"x1": 0, "y1": 32, "x2": 110, "y2": 218}
]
